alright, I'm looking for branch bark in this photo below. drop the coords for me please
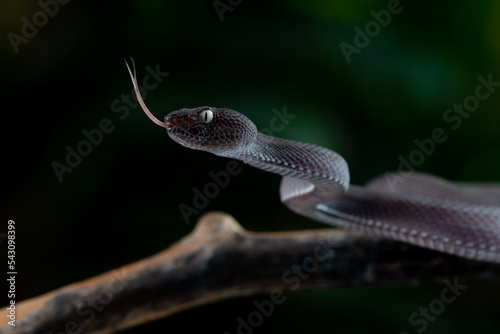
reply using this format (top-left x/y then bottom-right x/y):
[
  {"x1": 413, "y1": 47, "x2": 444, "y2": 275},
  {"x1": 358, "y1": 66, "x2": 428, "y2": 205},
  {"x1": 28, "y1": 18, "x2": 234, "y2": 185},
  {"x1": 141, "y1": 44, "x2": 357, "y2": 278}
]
[{"x1": 2, "y1": 212, "x2": 500, "y2": 334}]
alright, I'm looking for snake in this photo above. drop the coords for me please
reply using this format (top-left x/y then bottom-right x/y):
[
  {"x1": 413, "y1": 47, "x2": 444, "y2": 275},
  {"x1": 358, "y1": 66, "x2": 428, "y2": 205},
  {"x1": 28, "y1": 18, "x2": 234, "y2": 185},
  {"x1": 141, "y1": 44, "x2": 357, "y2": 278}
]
[{"x1": 126, "y1": 60, "x2": 500, "y2": 263}]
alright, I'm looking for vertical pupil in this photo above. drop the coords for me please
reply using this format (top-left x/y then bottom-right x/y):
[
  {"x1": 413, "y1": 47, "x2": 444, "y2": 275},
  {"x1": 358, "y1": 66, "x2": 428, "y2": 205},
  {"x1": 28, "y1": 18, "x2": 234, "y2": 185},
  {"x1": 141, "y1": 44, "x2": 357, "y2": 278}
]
[{"x1": 200, "y1": 110, "x2": 212, "y2": 123}]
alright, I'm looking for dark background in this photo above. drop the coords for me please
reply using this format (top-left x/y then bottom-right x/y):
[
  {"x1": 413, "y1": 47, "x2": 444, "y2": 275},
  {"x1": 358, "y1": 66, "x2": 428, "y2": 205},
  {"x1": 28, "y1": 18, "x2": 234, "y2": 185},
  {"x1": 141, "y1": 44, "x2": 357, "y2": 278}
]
[{"x1": 2, "y1": 0, "x2": 500, "y2": 333}]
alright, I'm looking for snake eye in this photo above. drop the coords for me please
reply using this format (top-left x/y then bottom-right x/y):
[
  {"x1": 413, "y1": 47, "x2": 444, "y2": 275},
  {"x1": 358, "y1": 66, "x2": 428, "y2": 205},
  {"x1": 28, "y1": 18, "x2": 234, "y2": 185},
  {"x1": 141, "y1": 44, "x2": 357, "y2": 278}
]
[{"x1": 199, "y1": 109, "x2": 213, "y2": 124}]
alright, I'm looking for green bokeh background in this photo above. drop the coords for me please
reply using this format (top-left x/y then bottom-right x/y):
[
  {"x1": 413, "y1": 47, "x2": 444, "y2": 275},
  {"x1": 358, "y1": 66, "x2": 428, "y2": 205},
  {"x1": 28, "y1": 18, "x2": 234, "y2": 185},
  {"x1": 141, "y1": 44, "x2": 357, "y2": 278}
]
[{"x1": 2, "y1": 0, "x2": 500, "y2": 333}]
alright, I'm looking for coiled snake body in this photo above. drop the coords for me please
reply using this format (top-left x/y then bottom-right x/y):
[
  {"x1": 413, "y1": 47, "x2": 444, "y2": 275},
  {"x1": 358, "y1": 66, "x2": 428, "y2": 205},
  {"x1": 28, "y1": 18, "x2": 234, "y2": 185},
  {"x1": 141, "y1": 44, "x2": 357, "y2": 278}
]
[{"x1": 126, "y1": 61, "x2": 500, "y2": 263}]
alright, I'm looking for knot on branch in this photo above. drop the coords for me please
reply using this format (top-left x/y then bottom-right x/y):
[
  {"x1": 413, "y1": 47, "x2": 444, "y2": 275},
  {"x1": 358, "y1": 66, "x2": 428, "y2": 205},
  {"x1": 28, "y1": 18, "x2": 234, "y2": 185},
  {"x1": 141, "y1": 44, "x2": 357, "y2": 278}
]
[{"x1": 192, "y1": 211, "x2": 246, "y2": 237}]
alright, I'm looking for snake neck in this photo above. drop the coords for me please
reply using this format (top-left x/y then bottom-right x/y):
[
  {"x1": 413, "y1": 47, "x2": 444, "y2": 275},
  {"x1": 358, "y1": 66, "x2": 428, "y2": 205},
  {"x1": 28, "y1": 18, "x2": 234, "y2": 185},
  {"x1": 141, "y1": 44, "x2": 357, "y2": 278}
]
[{"x1": 239, "y1": 133, "x2": 350, "y2": 206}]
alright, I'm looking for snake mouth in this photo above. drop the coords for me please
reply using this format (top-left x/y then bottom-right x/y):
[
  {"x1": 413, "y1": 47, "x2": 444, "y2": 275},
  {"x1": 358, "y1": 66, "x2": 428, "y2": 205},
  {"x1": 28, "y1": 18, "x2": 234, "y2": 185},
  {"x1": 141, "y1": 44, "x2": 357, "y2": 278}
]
[
  {"x1": 165, "y1": 115, "x2": 199, "y2": 130},
  {"x1": 165, "y1": 116, "x2": 183, "y2": 129},
  {"x1": 165, "y1": 119, "x2": 175, "y2": 129}
]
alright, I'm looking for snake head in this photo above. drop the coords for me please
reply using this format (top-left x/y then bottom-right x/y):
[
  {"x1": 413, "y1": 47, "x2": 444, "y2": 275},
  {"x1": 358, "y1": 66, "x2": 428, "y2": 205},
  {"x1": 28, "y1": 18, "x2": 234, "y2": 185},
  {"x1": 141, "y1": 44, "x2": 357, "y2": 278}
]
[
  {"x1": 124, "y1": 61, "x2": 257, "y2": 156},
  {"x1": 165, "y1": 107, "x2": 258, "y2": 156}
]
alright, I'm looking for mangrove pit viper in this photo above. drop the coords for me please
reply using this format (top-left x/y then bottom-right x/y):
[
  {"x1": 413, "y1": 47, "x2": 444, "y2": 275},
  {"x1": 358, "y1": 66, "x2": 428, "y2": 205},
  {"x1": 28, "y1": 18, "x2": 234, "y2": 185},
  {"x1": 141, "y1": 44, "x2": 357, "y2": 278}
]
[{"x1": 126, "y1": 60, "x2": 500, "y2": 264}]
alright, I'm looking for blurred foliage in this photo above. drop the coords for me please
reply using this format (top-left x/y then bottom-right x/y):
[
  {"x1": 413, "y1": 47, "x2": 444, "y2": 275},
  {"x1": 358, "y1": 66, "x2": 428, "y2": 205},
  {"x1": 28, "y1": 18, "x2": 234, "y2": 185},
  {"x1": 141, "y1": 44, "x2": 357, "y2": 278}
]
[{"x1": 1, "y1": 0, "x2": 500, "y2": 333}]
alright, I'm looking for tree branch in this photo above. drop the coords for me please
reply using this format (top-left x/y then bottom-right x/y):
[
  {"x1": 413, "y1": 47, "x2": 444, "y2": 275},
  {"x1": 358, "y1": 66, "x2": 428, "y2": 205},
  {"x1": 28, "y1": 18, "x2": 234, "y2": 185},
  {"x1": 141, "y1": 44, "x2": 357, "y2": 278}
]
[{"x1": 2, "y1": 212, "x2": 500, "y2": 334}]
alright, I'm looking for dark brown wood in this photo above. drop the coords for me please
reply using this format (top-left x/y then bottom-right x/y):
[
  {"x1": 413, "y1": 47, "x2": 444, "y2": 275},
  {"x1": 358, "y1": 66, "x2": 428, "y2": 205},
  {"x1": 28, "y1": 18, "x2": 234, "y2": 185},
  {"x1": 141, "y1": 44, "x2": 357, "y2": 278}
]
[{"x1": 2, "y1": 212, "x2": 500, "y2": 334}]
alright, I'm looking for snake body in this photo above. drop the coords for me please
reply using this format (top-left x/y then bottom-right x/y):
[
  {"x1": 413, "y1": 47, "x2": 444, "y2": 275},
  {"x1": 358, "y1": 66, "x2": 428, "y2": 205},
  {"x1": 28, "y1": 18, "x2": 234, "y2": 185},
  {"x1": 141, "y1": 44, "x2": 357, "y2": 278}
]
[{"x1": 125, "y1": 62, "x2": 500, "y2": 263}]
